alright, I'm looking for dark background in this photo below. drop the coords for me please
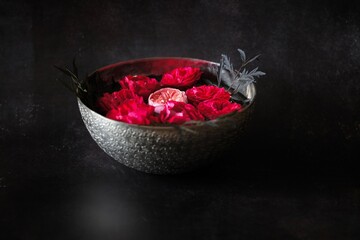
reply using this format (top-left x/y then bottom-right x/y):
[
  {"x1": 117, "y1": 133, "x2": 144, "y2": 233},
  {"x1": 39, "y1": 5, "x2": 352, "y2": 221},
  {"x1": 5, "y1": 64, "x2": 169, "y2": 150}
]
[{"x1": 1, "y1": 0, "x2": 360, "y2": 239}]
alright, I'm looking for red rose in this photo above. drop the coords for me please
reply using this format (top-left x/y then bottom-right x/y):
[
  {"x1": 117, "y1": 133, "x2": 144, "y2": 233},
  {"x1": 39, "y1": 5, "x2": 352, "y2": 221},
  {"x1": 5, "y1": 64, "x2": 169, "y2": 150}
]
[
  {"x1": 185, "y1": 85, "x2": 231, "y2": 106},
  {"x1": 160, "y1": 67, "x2": 202, "y2": 90},
  {"x1": 197, "y1": 99, "x2": 242, "y2": 120},
  {"x1": 106, "y1": 99, "x2": 157, "y2": 125},
  {"x1": 159, "y1": 100, "x2": 204, "y2": 125},
  {"x1": 119, "y1": 75, "x2": 160, "y2": 99},
  {"x1": 96, "y1": 89, "x2": 143, "y2": 114}
]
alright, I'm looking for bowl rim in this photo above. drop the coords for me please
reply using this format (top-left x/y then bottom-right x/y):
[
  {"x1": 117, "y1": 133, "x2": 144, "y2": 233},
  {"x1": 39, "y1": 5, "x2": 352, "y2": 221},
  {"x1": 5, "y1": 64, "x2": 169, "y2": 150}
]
[
  {"x1": 78, "y1": 56, "x2": 256, "y2": 130},
  {"x1": 95, "y1": 56, "x2": 220, "y2": 73}
]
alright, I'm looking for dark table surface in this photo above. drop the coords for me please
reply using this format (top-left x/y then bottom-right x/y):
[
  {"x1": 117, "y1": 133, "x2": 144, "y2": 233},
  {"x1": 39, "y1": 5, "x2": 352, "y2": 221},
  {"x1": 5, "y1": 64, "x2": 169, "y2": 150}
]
[{"x1": 1, "y1": 0, "x2": 360, "y2": 239}]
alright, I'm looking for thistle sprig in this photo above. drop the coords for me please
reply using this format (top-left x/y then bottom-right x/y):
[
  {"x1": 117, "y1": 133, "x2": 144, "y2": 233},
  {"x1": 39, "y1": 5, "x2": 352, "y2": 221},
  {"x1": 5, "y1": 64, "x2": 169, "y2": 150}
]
[{"x1": 217, "y1": 48, "x2": 265, "y2": 99}]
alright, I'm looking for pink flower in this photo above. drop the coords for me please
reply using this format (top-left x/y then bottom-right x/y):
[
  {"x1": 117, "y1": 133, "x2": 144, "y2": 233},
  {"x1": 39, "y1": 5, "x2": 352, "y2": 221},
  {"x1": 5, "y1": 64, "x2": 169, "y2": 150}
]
[
  {"x1": 197, "y1": 99, "x2": 242, "y2": 120},
  {"x1": 185, "y1": 85, "x2": 231, "y2": 106},
  {"x1": 119, "y1": 75, "x2": 160, "y2": 99},
  {"x1": 159, "y1": 101, "x2": 204, "y2": 125},
  {"x1": 106, "y1": 99, "x2": 157, "y2": 125},
  {"x1": 148, "y1": 87, "x2": 188, "y2": 113},
  {"x1": 160, "y1": 67, "x2": 202, "y2": 90},
  {"x1": 96, "y1": 89, "x2": 143, "y2": 114}
]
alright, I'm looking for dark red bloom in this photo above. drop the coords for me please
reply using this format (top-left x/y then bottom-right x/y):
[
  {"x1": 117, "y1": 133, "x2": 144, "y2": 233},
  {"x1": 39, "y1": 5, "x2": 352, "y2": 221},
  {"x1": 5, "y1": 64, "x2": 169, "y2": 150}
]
[
  {"x1": 96, "y1": 89, "x2": 143, "y2": 114},
  {"x1": 160, "y1": 67, "x2": 202, "y2": 90},
  {"x1": 197, "y1": 99, "x2": 242, "y2": 120},
  {"x1": 119, "y1": 75, "x2": 160, "y2": 99},
  {"x1": 159, "y1": 100, "x2": 204, "y2": 125},
  {"x1": 106, "y1": 99, "x2": 157, "y2": 125},
  {"x1": 185, "y1": 85, "x2": 231, "y2": 106}
]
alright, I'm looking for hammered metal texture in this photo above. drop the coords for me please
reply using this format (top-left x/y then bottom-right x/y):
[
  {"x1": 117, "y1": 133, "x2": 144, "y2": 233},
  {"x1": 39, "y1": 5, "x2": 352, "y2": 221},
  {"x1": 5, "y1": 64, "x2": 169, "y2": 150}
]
[{"x1": 77, "y1": 57, "x2": 256, "y2": 175}]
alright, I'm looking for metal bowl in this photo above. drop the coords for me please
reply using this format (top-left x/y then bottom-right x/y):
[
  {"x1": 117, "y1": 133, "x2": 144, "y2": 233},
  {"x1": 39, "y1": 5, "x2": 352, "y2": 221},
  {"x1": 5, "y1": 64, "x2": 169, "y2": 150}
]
[{"x1": 77, "y1": 57, "x2": 256, "y2": 174}]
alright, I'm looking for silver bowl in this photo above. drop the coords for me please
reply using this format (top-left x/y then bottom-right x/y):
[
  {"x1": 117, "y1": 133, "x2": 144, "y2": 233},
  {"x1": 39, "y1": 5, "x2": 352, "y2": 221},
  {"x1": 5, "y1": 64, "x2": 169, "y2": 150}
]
[{"x1": 77, "y1": 57, "x2": 256, "y2": 174}]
